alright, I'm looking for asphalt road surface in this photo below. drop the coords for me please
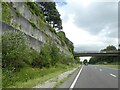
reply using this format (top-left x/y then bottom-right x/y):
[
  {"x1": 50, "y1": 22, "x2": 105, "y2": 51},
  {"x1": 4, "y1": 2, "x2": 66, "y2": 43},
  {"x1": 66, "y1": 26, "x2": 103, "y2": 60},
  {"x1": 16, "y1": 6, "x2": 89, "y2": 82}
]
[{"x1": 59, "y1": 65, "x2": 119, "y2": 89}]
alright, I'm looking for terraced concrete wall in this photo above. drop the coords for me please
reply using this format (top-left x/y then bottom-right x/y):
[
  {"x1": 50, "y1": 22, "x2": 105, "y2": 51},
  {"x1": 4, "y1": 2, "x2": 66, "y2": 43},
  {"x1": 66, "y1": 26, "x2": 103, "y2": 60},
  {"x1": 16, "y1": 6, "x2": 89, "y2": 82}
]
[{"x1": 2, "y1": 2, "x2": 72, "y2": 56}]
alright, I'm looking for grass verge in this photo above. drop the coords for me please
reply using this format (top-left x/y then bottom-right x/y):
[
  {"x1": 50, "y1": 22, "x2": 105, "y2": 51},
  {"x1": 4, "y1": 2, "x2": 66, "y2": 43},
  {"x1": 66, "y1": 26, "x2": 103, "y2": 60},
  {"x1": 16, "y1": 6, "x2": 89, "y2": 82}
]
[
  {"x1": 3, "y1": 63, "x2": 79, "y2": 88},
  {"x1": 98, "y1": 65, "x2": 120, "y2": 69},
  {"x1": 54, "y1": 65, "x2": 81, "y2": 88}
]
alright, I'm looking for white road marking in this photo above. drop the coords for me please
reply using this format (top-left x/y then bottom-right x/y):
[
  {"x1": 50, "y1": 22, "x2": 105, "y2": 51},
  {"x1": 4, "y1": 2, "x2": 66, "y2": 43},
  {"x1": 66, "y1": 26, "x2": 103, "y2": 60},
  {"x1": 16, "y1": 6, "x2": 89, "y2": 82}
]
[
  {"x1": 100, "y1": 69, "x2": 102, "y2": 71},
  {"x1": 69, "y1": 65, "x2": 83, "y2": 90},
  {"x1": 110, "y1": 74, "x2": 117, "y2": 77}
]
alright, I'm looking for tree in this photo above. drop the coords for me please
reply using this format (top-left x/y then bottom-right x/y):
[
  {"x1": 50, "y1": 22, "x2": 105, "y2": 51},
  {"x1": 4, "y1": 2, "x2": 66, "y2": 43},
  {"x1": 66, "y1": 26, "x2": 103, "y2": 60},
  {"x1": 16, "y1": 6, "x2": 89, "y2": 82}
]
[
  {"x1": 37, "y1": 2, "x2": 62, "y2": 31},
  {"x1": 57, "y1": 31, "x2": 74, "y2": 53},
  {"x1": 89, "y1": 57, "x2": 97, "y2": 64},
  {"x1": 89, "y1": 45, "x2": 118, "y2": 64},
  {"x1": 83, "y1": 59, "x2": 88, "y2": 65},
  {"x1": 101, "y1": 45, "x2": 117, "y2": 52}
]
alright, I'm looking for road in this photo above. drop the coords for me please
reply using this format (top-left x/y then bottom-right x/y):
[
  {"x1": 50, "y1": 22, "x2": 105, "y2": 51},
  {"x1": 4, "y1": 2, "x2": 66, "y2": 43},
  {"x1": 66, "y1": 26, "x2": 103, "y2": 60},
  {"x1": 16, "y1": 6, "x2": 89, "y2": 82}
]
[{"x1": 58, "y1": 65, "x2": 119, "y2": 89}]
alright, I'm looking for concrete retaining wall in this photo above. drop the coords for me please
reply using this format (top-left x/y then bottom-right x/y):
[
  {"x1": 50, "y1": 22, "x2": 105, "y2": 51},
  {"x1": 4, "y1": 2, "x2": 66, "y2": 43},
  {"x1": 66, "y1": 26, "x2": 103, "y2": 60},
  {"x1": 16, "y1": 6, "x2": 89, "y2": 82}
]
[{"x1": 1, "y1": 2, "x2": 72, "y2": 56}]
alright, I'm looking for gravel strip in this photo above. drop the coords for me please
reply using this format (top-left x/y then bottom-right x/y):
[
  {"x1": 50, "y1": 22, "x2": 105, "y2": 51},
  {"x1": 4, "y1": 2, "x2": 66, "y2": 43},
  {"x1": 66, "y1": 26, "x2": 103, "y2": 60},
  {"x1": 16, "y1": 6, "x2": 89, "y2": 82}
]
[{"x1": 33, "y1": 67, "x2": 78, "y2": 88}]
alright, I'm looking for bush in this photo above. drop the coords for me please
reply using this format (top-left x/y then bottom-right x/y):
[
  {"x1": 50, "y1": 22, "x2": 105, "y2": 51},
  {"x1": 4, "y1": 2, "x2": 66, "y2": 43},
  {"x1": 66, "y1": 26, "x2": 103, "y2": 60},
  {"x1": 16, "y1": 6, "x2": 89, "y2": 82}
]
[
  {"x1": 58, "y1": 54, "x2": 74, "y2": 65},
  {"x1": 50, "y1": 44, "x2": 59, "y2": 66},
  {"x1": 32, "y1": 42, "x2": 74, "y2": 68},
  {"x1": 31, "y1": 49, "x2": 42, "y2": 68},
  {"x1": 2, "y1": 31, "x2": 75, "y2": 71},
  {"x1": 39, "y1": 44, "x2": 52, "y2": 67},
  {"x1": 2, "y1": 31, "x2": 28, "y2": 72}
]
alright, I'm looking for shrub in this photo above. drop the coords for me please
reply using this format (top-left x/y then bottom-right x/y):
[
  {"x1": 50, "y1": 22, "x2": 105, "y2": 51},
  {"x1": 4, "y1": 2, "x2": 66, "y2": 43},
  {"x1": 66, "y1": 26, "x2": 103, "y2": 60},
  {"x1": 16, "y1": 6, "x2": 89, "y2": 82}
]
[
  {"x1": 2, "y1": 31, "x2": 28, "y2": 72},
  {"x1": 31, "y1": 49, "x2": 42, "y2": 68},
  {"x1": 59, "y1": 54, "x2": 74, "y2": 65},
  {"x1": 50, "y1": 44, "x2": 59, "y2": 66},
  {"x1": 32, "y1": 42, "x2": 69, "y2": 68},
  {"x1": 39, "y1": 43, "x2": 52, "y2": 67}
]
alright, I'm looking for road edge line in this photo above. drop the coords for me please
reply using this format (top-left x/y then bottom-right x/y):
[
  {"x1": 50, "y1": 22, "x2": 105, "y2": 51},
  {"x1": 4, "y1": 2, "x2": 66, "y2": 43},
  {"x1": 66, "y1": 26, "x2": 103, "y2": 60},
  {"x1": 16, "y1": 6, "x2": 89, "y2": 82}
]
[
  {"x1": 69, "y1": 65, "x2": 83, "y2": 89},
  {"x1": 110, "y1": 74, "x2": 117, "y2": 77}
]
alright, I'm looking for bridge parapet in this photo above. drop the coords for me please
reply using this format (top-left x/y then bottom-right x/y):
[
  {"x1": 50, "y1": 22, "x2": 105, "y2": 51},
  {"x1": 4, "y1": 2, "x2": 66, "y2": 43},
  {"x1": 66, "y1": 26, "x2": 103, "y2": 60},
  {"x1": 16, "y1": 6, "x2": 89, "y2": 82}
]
[{"x1": 74, "y1": 51, "x2": 119, "y2": 57}]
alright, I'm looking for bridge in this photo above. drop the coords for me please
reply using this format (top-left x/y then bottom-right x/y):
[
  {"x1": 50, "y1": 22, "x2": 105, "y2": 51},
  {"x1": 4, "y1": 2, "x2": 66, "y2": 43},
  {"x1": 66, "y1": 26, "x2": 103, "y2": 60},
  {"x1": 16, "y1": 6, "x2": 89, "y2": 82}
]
[{"x1": 74, "y1": 51, "x2": 119, "y2": 57}]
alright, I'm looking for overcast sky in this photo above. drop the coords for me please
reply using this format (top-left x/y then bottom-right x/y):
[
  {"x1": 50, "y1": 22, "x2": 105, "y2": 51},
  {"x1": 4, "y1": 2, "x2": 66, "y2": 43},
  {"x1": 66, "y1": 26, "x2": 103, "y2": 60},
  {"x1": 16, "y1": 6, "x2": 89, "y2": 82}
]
[{"x1": 55, "y1": 0, "x2": 118, "y2": 61}]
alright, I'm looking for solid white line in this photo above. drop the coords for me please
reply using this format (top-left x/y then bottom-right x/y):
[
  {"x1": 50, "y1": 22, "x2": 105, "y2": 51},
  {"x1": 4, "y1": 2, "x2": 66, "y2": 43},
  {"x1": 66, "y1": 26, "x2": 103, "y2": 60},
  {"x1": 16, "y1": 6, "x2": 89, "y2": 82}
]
[
  {"x1": 110, "y1": 74, "x2": 117, "y2": 77},
  {"x1": 69, "y1": 65, "x2": 83, "y2": 90},
  {"x1": 100, "y1": 69, "x2": 102, "y2": 71}
]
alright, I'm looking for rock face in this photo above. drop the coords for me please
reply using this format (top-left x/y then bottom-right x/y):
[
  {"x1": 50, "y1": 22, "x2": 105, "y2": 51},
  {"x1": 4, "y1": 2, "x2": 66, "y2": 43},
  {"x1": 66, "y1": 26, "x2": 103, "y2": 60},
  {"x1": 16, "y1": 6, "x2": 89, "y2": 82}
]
[{"x1": 1, "y1": 2, "x2": 72, "y2": 56}]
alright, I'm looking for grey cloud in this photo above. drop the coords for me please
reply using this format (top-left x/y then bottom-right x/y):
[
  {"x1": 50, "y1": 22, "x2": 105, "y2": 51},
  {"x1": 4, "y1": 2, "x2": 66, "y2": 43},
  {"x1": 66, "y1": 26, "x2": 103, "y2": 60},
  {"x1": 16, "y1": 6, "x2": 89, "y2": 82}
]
[
  {"x1": 74, "y1": 45, "x2": 103, "y2": 52},
  {"x1": 57, "y1": 1, "x2": 118, "y2": 51},
  {"x1": 104, "y1": 28, "x2": 118, "y2": 38},
  {"x1": 99, "y1": 22, "x2": 118, "y2": 38},
  {"x1": 59, "y1": 2, "x2": 118, "y2": 38},
  {"x1": 73, "y1": 2, "x2": 117, "y2": 36},
  {"x1": 74, "y1": 42, "x2": 117, "y2": 52}
]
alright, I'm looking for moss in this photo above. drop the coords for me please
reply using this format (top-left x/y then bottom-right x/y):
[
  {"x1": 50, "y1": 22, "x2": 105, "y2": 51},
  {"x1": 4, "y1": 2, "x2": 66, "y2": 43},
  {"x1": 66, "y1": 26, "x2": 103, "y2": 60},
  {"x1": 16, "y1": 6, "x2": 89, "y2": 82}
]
[
  {"x1": 37, "y1": 18, "x2": 46, "y2": 30},
  {"x1": 2, "y1": 2, "x2": 11, "y2": 24},
  {"x1": 15, "y1": 9, "x2": 21, "y2": 17},
  {"x1": 25, "y1": 2, "x2": 46, "y2": 22},
  {"x1": 1, "y1": 0, "x2": 7, "y2": 2},
  {"x1": 13, "y1": 7, "x2": 21, "y2": 17},
  {"x1": 11, "y1": 22, "x2": 20, "y2": 29},
  {"x1": 29, "y1": 7, "x2": 35, "y2": 15},
  {"x1": 29, "y1": 21, "x2": 38, "y2": 29},
  {"x1": 25, "y1": 2, "x2": 39, "y2": 16},
  {"x1": 48, "y1": 25, "x2": 57, "y2": 34},
  {"x1": 39, "y1": 13, "x2": 46, "y2": 22},
  {"x1": 29, "y1": 17, "x2": 34, "y2": 22},
  {"x1": 19, "y1": 25, "x2": 22, "y2": 29},
  {"x1": 9, "y1": 2, "x2": 13, "y2": 7},
  {"x1": 0, "y1": 4, "x2": 2, "y2": 21}
]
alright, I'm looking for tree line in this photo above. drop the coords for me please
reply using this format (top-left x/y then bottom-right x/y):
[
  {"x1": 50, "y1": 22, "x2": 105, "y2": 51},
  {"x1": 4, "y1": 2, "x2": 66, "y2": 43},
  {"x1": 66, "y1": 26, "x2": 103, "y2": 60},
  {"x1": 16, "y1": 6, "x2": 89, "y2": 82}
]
[{"x1": 89, "y1": 45, "x2": 118, "y2": 64}]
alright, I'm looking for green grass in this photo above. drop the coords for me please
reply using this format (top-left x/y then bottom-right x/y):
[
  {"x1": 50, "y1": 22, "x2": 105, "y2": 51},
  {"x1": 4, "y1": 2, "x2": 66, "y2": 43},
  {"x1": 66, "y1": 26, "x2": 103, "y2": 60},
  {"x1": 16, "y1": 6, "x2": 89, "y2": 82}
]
[
  {"x1": 98, "y1": 65, "x2": 120, "y2": 69},
  {"x1": 2, "y1": 63, "x2": 80, "y2": 88},
  {"x1": 54, "y1": 65, "x2": 80, "y2": 88}
]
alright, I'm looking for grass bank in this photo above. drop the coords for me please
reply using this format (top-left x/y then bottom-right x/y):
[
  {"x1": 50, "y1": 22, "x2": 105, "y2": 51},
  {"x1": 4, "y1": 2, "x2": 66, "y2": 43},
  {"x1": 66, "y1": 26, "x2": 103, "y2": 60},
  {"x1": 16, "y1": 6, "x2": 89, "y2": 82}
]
[
  {"x1": 98, "y1": 64, "x2": 120, "y2": 69},
  {"x1": 2, "y1": 63, "x2": 80, "y2": 88}
]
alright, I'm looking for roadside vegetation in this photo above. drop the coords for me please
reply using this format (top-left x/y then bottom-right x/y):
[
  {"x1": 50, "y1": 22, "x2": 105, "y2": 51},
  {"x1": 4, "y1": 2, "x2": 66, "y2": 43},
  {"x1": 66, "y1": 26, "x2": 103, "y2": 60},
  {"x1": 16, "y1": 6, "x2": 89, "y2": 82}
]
[
  {"x1": 2, "y1": 1, "x2": 80, "y2": 88},
  {"x1": 97, "y1": 64, "x2": 120, "y2": 69},
  {"x1": 2, "y1": 31, "x2": 80, "y2": 88},
  {"x1": 54, "y1": 65, "x2": 80, "y2": 88},
  {"x1": 89, "y1": 45, "x2": 119, "y2": 68},
  {"x1": 3, "y1": 64, "x2": 79, "y2": 88}
]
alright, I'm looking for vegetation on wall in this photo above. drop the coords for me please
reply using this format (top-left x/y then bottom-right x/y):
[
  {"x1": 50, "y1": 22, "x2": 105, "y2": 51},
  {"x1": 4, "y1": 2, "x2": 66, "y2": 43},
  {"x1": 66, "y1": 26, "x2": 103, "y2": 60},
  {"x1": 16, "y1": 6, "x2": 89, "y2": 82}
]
[
  {"x1": 57, "y1": 31, "x2": 74, "y2": 53},
  {"x1": 2, "y1": 31, "x2": 76, "y2": 87},
  {"x1": 2, "y1": 2, "x2": 11, "y2": 24},
  {"x1": 32, "y1": 42, "x2": 74, "y2": 68},
  {"x1": 2, "y1": 31, "x2": 29, "y2": 72},
  {"x1": 48, "y1": 24, "x2": 57, "y2": 34},
  {"x1": 2, "y1": 2, "x2": 76, "y2": 88},
  {"x1": 29, "y1": 21, "x2": 38, "y2": 29},
  {"x1": 25, "y1": 2, "x2": 45, "y2": 21},
  {"x1": 37, "y1": 18, "x2": 46, "y2": 30},
  {"x1": 74, "y1": 57, "x2": 81, "y2": 64}
]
